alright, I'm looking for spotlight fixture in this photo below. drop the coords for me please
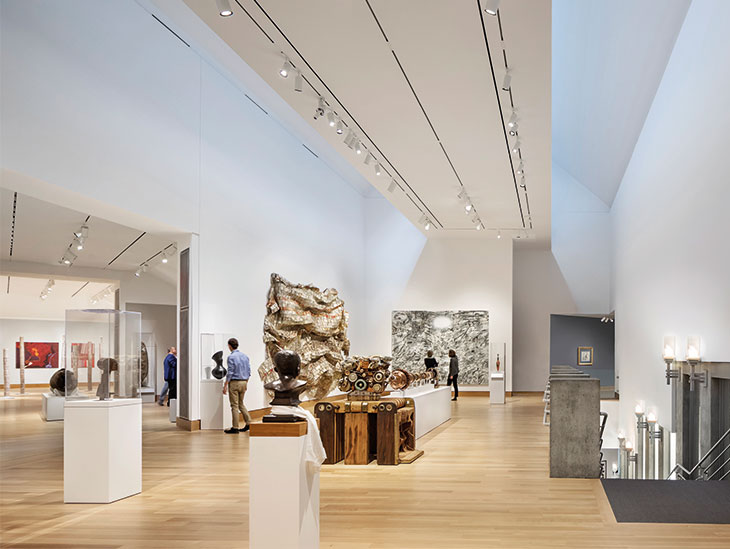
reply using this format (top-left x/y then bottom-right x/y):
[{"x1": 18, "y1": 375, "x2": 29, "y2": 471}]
[
  {"x1": 336, "y1": 120, "x2": 344, "y2": 135},
  {"x1": 424, "y1": 220, "x2": 432, "y2": 231},
  {"x1": 516, "y1": 161, "x2": 524, "y2": 175},
  {"x1": 511, "y1": 139, "x2": 521, "y2": 154},
  {"x1": 216, "y1": 0, "x2": 233, "y2": 17},
  {"x1": 294, "y1": 71, "x2": 303, "y2": 92},
  {"x1": 465, "y1": 203, "x2": 473, "y2": 213},
  {"x1": 374, "y1": 163, "x2": 382, "y2": 176},
  {"x1": 59, "y1": 249, "x2": 77, "y2": 266},
  {"x1": 457, "y1": 189, "x2": 468, "y2": 201},
  {"x1": 355, "y1": 141, "x2": 363, "y2": 155},
  {"x1": 476, "y1": 223, "x2": 483, "y2": 231},
  {"x1": 387, "y1": 179, "x2": 397, "y2": 193},
  {"x1": 161, "y1": 251, "x2": 169, "y2": 264},
  {"x1": 502, "y1": 70, "x2": 512, "y2": 91},
  {"x1": 485, "y1": 0, "x2": 501, "y2": 16},
  {"x1": 507, "y1": 110, "x2": 518, "y2": 129},
  {"x1": 313, "y1": 97, "x2": 325, "y2": 120},
  {"x1": 74, "y1": 237, "x2": 84, "y2": 251},
  {"x1": 497, "y1": 230, "x2": 502, "y2": 239},
  {"x1": 279, "y1": 58, "x2": 292, "y2": 78},
  {"x1": 364, "y1": 152, "x2": 374, "y2": 165},
  {"x1": 327, "y1": 111, "x2": 335, "y2": 127},
  {"x1": 520, "y1": 176, "x2": 526, "y2": 189},
  {"x1": 509, "y1": 128, "x2": 517, "y2": 137},
  {"x1": 74, "y1": 225, "x2": 89, "y2": 239},
  {"x1": 418, "y1": 214, "x2": 428, "y2": 225},
  {"x1": 343, "y1": 129, "x2": 355, "y2": 146}
]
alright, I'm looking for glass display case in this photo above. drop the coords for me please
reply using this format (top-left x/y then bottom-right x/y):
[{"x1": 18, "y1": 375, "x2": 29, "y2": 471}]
[
  {"x1": 200, "y1": 333, "x2": 235, "y2": 380},
  {"x1": 65, "y1": 309, "x2": 142, "y2": 400}
]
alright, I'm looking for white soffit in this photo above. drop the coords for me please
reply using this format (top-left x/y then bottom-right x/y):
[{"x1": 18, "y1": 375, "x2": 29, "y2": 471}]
[
  {"x1": 552, "y1": 0, "x2": 690, "y2": 206},
  {"x1": 167, "y1": 0, "x2": 551, "y2": 245}
]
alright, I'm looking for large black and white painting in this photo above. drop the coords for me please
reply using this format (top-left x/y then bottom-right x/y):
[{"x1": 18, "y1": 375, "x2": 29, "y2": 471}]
[{"x1": 391, "y1": 310, "x2": 489, "y2": 385}]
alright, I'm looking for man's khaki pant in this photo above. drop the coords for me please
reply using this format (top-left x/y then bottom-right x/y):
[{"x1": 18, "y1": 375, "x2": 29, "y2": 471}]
[{"x1": 228, "y1": 380, "x2": 252, "y2": 429}]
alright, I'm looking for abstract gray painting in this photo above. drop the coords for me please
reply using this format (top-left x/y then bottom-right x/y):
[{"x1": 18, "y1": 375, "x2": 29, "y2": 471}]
[{"x1": 391, "y1": 310, "x2": 489, "y2": 386}]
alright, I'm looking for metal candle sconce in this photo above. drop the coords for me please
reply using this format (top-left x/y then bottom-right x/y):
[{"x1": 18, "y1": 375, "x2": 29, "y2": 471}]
[{"x1": 685, "y1": 335, "x2": 706, "y2": 391}]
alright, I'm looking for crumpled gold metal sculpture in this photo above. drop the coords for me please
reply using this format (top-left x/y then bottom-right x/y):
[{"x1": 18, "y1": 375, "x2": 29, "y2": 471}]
[{"x1": 258, "y1": 273, "x2": 350, "y2": 400}]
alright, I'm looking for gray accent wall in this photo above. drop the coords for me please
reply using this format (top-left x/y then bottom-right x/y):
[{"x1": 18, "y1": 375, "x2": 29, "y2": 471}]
[{"x1": 550, "y1": 314, "x2": 614, "y2": 387}]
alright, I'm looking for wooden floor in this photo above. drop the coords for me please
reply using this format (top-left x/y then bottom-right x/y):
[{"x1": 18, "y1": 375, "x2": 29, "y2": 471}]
[{"x1": 2, "y1": 392, "x2": 729, "y2": 548}]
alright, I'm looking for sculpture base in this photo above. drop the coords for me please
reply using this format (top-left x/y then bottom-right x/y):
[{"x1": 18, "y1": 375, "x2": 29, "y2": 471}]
[{"x1": 263, "y1": 414, "x2": 305, "y2": 423}]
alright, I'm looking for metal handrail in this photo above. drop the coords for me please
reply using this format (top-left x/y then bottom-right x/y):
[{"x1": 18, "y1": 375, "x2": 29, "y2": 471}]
[{"x1": 667, "y1": 426, "x2": 730, "y2": 480}]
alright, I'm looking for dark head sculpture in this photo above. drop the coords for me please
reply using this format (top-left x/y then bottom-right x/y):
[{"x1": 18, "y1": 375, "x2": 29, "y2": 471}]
[{"x1": 274, "y1": 350, "x2": 301, "y2": 382}]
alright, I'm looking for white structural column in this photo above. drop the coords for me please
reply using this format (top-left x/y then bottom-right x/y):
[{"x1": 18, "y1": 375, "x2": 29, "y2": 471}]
[
  {"x1": 249, "y1": 422, "x2": 319, "y2": 549},
  {"x1": 490, "y1": 373, "x2": 505, "y2": 404},
  {"x1": 64, "y1": 398, "x2": 142, "y2": 503}
]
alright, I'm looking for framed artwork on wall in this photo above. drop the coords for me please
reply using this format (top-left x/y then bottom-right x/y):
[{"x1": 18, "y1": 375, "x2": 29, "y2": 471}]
[
  {"x1": 578, "y1": 346, "x2": 593, "y2": 366},
  {"x1": 15, "y1": 341, "x2": 59, "y2": 368}
]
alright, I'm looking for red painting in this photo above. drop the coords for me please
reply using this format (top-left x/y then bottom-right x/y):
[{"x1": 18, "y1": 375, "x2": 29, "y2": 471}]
[{"x1": 15, "y1": 342, "x2": 59, "y2": 368}]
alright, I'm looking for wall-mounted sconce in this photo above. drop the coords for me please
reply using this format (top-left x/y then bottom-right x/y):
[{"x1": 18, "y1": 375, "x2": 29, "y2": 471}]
[
  {"x1": 635, "y1": 405, "x2": 648, "y2": 479},
  {"x1": 663, "y1": 335, "x2": 679, "y2": 385},
  {"x1": 685, "y1": 335, "x2": 706, "y2": 391}
]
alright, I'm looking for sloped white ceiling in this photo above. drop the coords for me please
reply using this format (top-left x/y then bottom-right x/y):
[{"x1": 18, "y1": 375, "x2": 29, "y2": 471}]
[{"x1": 552, "y1": 0, "x2": 690, "y2": 205}]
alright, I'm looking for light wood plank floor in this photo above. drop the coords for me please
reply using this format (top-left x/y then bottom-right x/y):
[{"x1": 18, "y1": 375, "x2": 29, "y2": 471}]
[{"x1": 2, "y1": 392, "x2": 729, "y2": 548}]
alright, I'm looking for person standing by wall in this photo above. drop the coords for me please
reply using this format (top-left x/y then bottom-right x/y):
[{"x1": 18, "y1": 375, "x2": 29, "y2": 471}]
[
  {"x1": 222, "y1": 338, "x2": 252, "y2": 434},
  {"x1": 424, "y1": 350, "x2": 438, "y2": 370},
  {"x1": 161, "y1": 347, "x2": 177, "y2": 406},
  {"x1": 448, "y1": 349, "x2": 459, "y2": 401}
]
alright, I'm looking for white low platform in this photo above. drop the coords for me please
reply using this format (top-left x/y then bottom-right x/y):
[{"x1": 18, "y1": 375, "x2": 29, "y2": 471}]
[
  {"x1": 490, "y1": 373, "x2": 505, "y2": 404},
  {"x1": 200, "y1": 379, "x2": 232, "y2": 430},
  {"x1": 41, "y1": 393, "x2": 65, "y2": 421},
  {"x1": 64, "y1": 398, "x2": 142, "y2": 503},
  {"x1": 169, "y1": 398, "x2": 177, "y2": 423},
  {"x1": 139, "y1": 386, "x2": 155, "y2": 404},
  {"x1": 390, "y1": 385, "x2": 451, "y2": 439},
  {"x1": 250, "y1": 425, "x2": 319, "y2": 549}
]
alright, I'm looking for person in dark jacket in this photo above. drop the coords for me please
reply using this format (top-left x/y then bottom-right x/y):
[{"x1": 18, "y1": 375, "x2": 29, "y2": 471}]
[
  {"x1": 424, "y1": 350, "x2": 438, "y2": 370},
  {"x1": 163, "y1": 347, "x2": 177, "y2": 405},
  {"x1": 448, "y1": 349, "x2": 459, "y2": 401}
]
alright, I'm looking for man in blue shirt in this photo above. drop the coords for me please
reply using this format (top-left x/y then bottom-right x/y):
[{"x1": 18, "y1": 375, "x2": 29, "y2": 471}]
[
  {"x1": 222, "y1": 338, "x2": 251, "y2": 434},
  {"x1": 160, "y1": 347, "x2": 177, "y2": 405}
]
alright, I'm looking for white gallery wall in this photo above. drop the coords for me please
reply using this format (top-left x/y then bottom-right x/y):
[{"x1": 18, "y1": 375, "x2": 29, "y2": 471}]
[{"x1": 611, "y1": 0, "x2": 730, "y2": 441}]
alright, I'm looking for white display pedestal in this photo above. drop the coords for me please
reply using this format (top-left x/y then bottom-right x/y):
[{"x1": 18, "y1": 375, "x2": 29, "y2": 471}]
[
  {"x1": 200, "y1": 379, "x2": 232, "y2": 430},
  {"x1": 388, "y1": 385, "x2": 451, "y2": 439},
  {"x1": 64, "y1": 398, "x2": 142, "y2": 503},
  {"x1": 140, "y1": 386, "x2": 155, "y2": 404},
  {"x1": 169, "y1": 398, "x2": 177, "y2": 423},
  {"x1": 42, "y1": 393, "x2": 65, "y2": 421},
  {"x1": 490, "y1": 373, "x2": 505, "y2": 404},
  {"x1": 250, "y1": 422, "x2": 319, "y2": 549}
]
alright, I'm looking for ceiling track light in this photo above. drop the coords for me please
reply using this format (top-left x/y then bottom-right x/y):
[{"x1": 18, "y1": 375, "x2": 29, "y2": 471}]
[
  {"x1": 387, "y1": 179, "x2": 397, "y2": 193},
  {"x1": 279, "y1": 58, "x2": 292, "y2": 78},
  {"x1": 216, "y1": 0, "x2": 233, "y2": 17},
  {"x1": 520, "y1": 176, "x2": 526, "y2": 189},
  {"x1": 516, "y1": 161, "x2": 524, "y2": 175},
  {"x1": 457, "y1": 189, "x2": 468, "y2": 201},
  {"x1": 374, "y1": 163, "x2": 382, "y2": 176},
  {"x1": 476, "y1": 223, "x2": 483, "y2": 231},
  {"x1": 497, "y1": 230, "x2": 502, "y2": 239},
  {"x1": 511, "y1": 139, "x2": 521, "y2": 154},
  {"x1": 507, "y1": 110, "x2": 518, "y2": 129},
  {"x1": 364, "y1": 152, "x2": 374, "y2": 165},
  {"x1": 294, "y1": 71, "x2": 303, "y2": 92},
  {"x1": 464, "y1": 203, "x2": 473, "y2": 213},
  {"x1": 314, "y1": 97, "x2": 325, "y2": 120},
  {"x1": 326, "y1": 111, "x2": 335, "y2": 127},
  {"x1": 343, "y1": 129, "x2": 354, "y2": 146},
  {"x1": 355, "y1": 141, "x2": 363, "y2": 155},
  {"x1": 502, "y1": 69, "x2": 512, "y2": 91},
  {"x1": 424, "y1": 219, "x2": 432, "y2": 231},
  {"x1": 336, "y1": 120, "x2": 344, "y2": 135},
  {"x1": 60, "y1": 249, "x2": 77, "y2": 266},
  {"x1": 485, "y1": 0, "x2": 501, "y2": 16}
]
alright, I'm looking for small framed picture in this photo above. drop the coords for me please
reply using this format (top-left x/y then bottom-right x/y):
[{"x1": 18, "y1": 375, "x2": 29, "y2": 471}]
[{"x1": 578, "y1": 346, "x2": 593, "y2": 366}]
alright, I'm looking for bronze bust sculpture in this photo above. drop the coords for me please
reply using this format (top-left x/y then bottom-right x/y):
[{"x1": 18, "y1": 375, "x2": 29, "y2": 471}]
[{"x1": 262, "y1": 350, "x2": 308, "y2": 422}]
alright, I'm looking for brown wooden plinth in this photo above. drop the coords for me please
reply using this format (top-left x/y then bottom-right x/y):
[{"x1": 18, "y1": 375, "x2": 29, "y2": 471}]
[
  {"x1": 250, "y1": 421, "x2": 308, "y2": 437},
  {"x1": 344, "y1": 412, "x2": 370, "y2": 464}
]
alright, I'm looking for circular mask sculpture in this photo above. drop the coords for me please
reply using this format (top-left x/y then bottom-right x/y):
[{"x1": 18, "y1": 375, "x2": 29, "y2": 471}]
[
  {"x1": 50, "y1": 368, "x2": 77, "y2": 395},
  {"x1": 140, "y1": 342, "x2": 149, "y2": 386},
  {"x1": 353, "y1": 378, "x2": 368, "y2": 391},
  {"x1": 211, "y1": 351, "x2": 227, "y2": 380}
]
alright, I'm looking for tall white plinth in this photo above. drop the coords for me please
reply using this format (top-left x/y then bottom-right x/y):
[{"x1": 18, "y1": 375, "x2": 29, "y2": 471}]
[
  {"x1": 250, "y1": 422, "x2": 319, "y2": 549},
  {"x1": 42, "y1": 393, "x2": 65, "y2": 421},
  {"x1": 64, "y1": 398, "x2": 142, "y2": 503},
  {"x1": 200, "y1": 379, "x2": 231, "y2": 430},
  {"x1": 490, "y1": 373, "x2": 505, "y2": 404}
]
